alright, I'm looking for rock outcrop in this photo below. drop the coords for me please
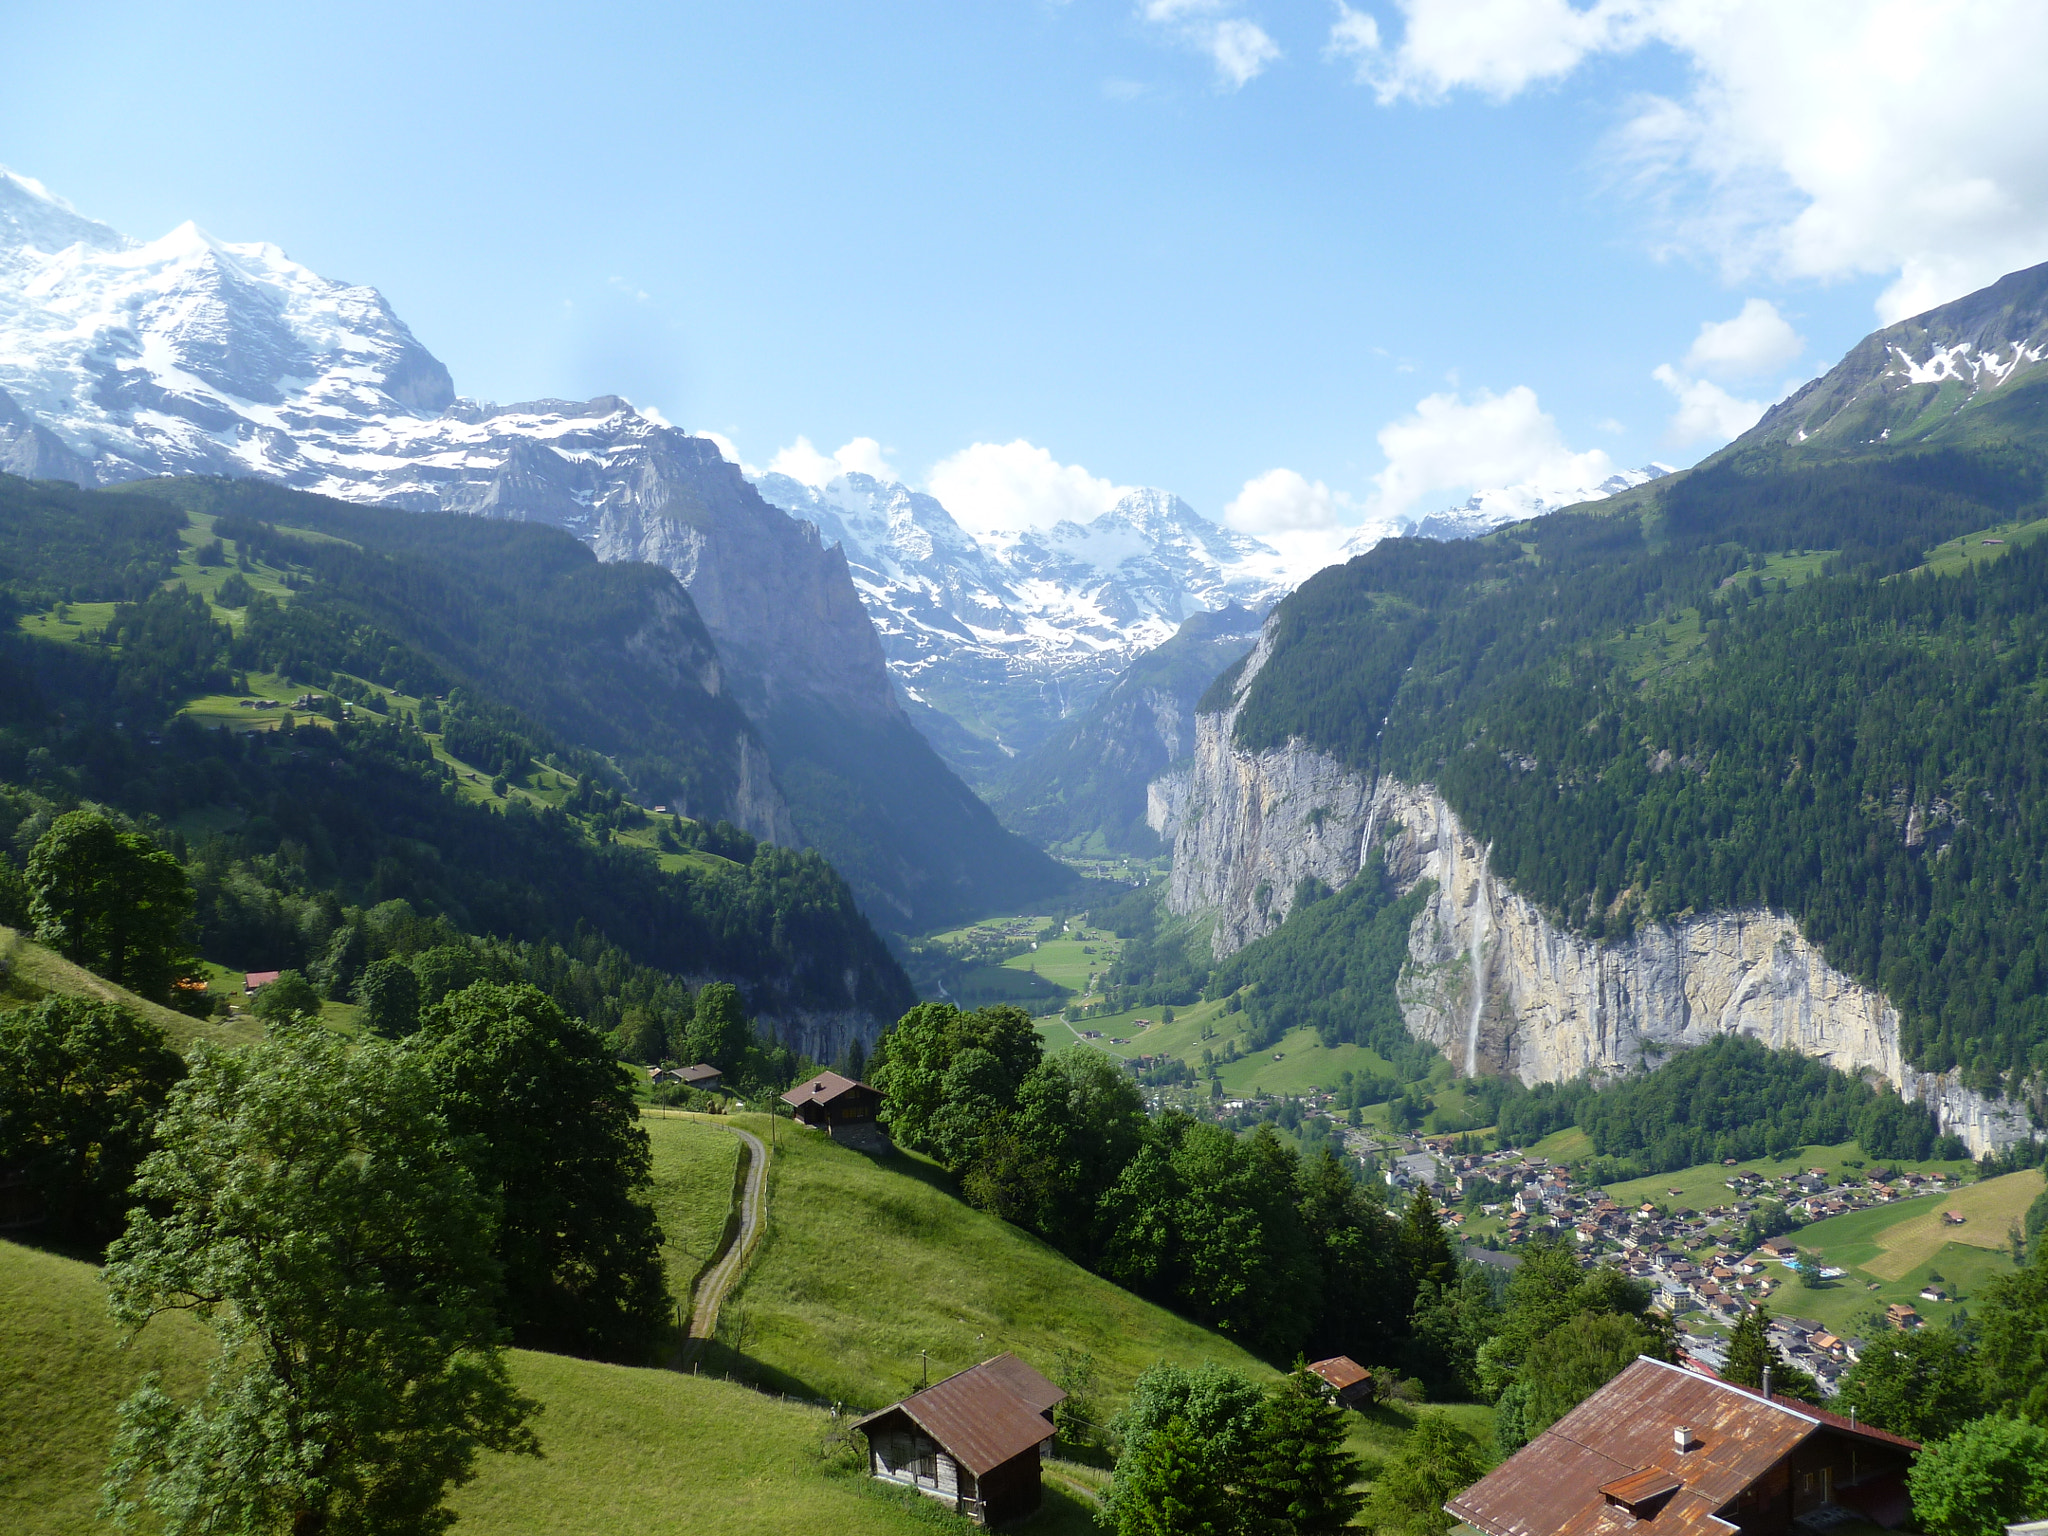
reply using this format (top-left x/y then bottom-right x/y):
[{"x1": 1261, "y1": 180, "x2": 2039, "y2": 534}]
[{"x1": 1158, "y1": 630, "x2": 2036, "y2": 1155}]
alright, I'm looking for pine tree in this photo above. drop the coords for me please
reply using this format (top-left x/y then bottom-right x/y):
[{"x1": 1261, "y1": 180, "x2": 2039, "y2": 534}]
[
  {"x1": 1399, "y1": 1185, "x2": 1457, "y2": 1294},
  {"x1": 1722, "y1": 1305, "x2": 1821, "y2": 1402},
  {"x1": 1244, "y1": 1367, "x2": 1366, "y2": 1535}
]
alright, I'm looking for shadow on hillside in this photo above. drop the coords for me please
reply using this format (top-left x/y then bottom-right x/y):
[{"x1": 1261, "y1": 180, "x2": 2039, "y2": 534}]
[{"x1": 680, "y1": 1339, "x2": 841, "y2": 1407}]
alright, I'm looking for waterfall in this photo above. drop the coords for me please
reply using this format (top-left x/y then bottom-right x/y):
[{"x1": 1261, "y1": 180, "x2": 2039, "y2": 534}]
[{"x1": 1466, "y1": 863, "x2": 1490, "y2": 1076}]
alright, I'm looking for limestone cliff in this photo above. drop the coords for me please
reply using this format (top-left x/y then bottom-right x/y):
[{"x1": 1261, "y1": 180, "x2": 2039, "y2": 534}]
[{"x1": 1159, "y1": 632, "x2": 2035, "y2": 1155}]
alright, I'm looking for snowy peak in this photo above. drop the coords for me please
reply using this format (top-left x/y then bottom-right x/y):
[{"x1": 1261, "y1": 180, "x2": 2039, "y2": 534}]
[
  {"x1": 1748, "y1": 257, "x2": 2048, "y2": 450},
  {"x1": 1344, "y1": 463, "x2": 1674, "y2": 552}
]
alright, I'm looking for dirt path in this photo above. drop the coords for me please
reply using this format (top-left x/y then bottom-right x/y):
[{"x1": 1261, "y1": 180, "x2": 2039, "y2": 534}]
[{"x1": 686, "y1": 1123, "x2": 768, "y2": 1345}]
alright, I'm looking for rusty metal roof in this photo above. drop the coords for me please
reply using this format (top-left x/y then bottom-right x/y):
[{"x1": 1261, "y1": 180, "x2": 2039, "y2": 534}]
[
  {"x1": 1308, "y1": 1356, "x2": 1372, "y2": 1393},
  {"x1": 1601, "y1": 1468, "x2": 1684, "y2": 1506},
  {"x1": 1446, "y1": 1357, "x2": 1907, "y2": 1536},
  {"x1": 780, "y1": 1071, "x2": 878, "y2": 1109},
  {"x1": 853, "y1": 1354, "x2": 1064, "y2": 1478}
]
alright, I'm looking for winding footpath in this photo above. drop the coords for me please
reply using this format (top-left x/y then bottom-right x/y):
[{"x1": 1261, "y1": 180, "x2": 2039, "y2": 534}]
[{"x1": 686, "y1": 1123, "x2": 768, "y2": 1348}]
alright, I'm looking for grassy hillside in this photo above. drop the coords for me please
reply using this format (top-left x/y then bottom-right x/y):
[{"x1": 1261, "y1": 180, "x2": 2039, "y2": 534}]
[
  {"x1": 1600, "y1": 1140, "x2": 1977, "y2": 1213},
  {"x1": 0, "y1": 926, "x2": 257, "y2": 1051},
  {"x1": 717, "y1": 1113, "x2": 1276, "y2": 1409},
  {"x1": 0, "y1": 1236, "x2": 1099, "y2": 1536},
  {"x1": 640, "y1": 1113, "x2": 744, "y2": 1323}
]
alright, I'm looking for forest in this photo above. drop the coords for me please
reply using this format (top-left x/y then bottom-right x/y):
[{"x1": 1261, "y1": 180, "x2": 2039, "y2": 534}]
[{"x1": 1227, "y1": 435, "x2": 2048, "y2": 1100}]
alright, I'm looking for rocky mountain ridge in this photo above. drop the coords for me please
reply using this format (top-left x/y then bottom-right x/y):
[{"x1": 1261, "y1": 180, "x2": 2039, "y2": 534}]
[
  {"x1": 751, "y1": 471, "x2": 1293, "y2": 779},
  {"x1": 1152, "y1": 621, "x2": 2033, "y2": 1155},
  {"x1": 0, "y1": 167, "x2": 1062, "y2": 928}
]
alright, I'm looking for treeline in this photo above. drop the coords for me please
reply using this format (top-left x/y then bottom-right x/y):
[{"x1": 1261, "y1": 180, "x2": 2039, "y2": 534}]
[
  {"x1": 1225, "y1": 437, "x2": 2048, "y2": 1100},
  {"x1": 869, "y1": 1001, "x2": 1444, "y2": 1377},
  {"x1": 1488, "y1": 1036, "x2": 1960, "y2": 1173}
]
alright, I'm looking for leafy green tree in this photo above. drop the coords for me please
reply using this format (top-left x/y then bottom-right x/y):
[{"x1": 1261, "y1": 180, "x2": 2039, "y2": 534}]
[
  {"x1": 313, "y1": 924, "x2": 368, "y2": 1000},
  {"x1": 1106, "y1": 1363, "x2": 1265, "y2": 1535},
  {"x1": 1362, "y1": 1412, "x2": 1489, "y2": 1536},
  {"x1": 354, "y1": 958, "x2": 421, "y2": 1038},
  {"x1": 972, "y1": 1048, "x2": 1146, "y2": 1250},
  {"x1": 1295, "y1": 1146, "x2": 1402, "y2": 1364},
  {"x1": 1522, "y1": 1311, "x2": 1670, "y2": 1437},
  {"x1": 0, "y1": 849, "x2": 30, "y2": 929},
  {"x1": 1112, "y1": 1415, "x2": 1234, "y2": 1536},
  {"x1": 100, "y1": 1022, "x2": 537, "y2": 1536},
  {"x1": 248, "y1": 969, "x2": 321, "y2": 1023},
  {"x1": 1908, "y1": 1416, "x2": 2048, "y2": 1536},
  {"x1": 27, "y1": 810, "x2": 195, "y2": 1003},
  {"x1": 681, "y1": 982, "x2": 750, "y2": 1069},
  {"x1": 1835, "y1": 1328, "x2": 1986, "y2": 1443},
  {"x1": 410, "y1": 982, "x2": 668, "y2": 1359},
  {"x1": 1976, "y1": 1250, "x2": 2048, "y2": 1424},
  {"x1": 1242, "y1": 1366, "x2": 1365, "y2": 1535},
  {"x1": 410, "y1": 945, "x2": 485, "y2": 1008},
  {"x1": 868, "y1": 1001, "x2": 1041, "y2": 1151},
  {"x1": 0, "y1": 996, "x2": 184, "y2": 1249}
]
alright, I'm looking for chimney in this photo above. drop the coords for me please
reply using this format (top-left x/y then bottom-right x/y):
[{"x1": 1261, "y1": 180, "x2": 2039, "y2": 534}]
[
  {"x1": 1762, "y1": 1366, "x2": 1772, "y2": 1402},
  {"x1": 1674, "y1": 1426, "x2": 1697, "y2": 1453}
]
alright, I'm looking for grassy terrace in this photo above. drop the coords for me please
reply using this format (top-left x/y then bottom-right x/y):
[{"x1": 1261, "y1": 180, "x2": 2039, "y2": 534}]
[
  {"x1": 718, "y1": 1112, "x2": 1274, "y2": 1410},
  {"x1": 640, "y1": 1113, "x2": 744, "y2": 1325}
]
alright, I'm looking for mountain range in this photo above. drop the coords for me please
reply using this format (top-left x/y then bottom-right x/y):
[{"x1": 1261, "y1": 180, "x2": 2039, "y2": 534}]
[{"x1": 0, "y1": 166, "x2": 1061, "y2": 930}]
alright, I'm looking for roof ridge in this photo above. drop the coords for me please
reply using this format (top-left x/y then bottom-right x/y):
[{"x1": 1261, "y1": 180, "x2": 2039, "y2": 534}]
[{"x1": 1635, "y1": 1353, "x2": 1820, "y2": 1427}]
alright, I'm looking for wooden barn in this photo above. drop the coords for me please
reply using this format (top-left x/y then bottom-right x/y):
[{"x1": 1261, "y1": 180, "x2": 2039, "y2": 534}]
[
  {"x1": 853, "y1": 1354, "x2": 1064, "y2": 1527},
  {"x1": 1447, "y1": 1357, "x2": 1920, "y2": 1536},
  {"x1": 1306, "y1": 1355, "x2": 1374, "y2": 1408},
  {"x1": 782, "y1": 1070, "x2": 885, "y2": 1141}
]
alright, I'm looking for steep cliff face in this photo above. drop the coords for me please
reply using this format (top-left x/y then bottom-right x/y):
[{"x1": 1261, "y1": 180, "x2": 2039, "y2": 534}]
[{"x1": 1160, "y1": 641, "x2": 2034, "y2": 1155}]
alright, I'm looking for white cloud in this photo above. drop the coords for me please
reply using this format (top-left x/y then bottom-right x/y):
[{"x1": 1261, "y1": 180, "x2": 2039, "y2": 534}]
[
  {"x1": 925, "y1": 440, "x2": 1132, "y2": 536},
  {"x1": 1369, "y1": 385, "x2": 1616, "y2": 521},
  {"x1": 1224, "y1": 467, "x2": 1352, "y2": 534},
  {"x1": 1682, "y1": 298, "x2": 1802, "y2": 379},
  {"x1": 693, "y1": 429, "x2": 754, "y2": 474},
  {"x1": 1139, "y1": 0, "x2": 1280, "y2": 89},
  {"x1": 1333, "y1": 0, "x2": 2048, "y2": 321},
  {"x1": 1652, "y1": 363, "x2": 1767, "y2": 445},
  {"x1": 763, "y1": 434, "x2": 900, "y2": 487}
]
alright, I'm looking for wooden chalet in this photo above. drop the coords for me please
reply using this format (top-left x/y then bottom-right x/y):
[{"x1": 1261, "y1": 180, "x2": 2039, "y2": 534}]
[
  {"x1": 1447, "y1": 1358, "x2": 1919, "y2": 1536},
  {"x1": 853, "y1": 1354, "x2": 1064, "y2": 1526},
  {"x1": 676, "y1": 1063, "x2": 724, "y2": 1091},
  {"x1": 1306, "y1": 1355, "x2": 1374, "y2": 1407},
  {"x1": 782, "y1": 1070, "x2": 884, "y2": 1141}
]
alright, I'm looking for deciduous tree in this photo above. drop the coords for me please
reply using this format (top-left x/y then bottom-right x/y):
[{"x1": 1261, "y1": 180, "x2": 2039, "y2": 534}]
[
  {"x1": 100, "y1": 1022, "x2": 536, "y2": 1536},
  {"x1": 1908, "y1": 1416, "x2": 2048, "y2": 1536},
  {"x1": 28, "y1": 810, "x2": 194, "y2": 1003}
]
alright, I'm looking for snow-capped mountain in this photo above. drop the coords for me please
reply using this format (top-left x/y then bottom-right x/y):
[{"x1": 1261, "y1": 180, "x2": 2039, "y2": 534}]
[
  {"x1": 1338, "y1": 465, "x2": 1675, "y2": 556},
  {"x1": 0, "y1": 166, "x2": 1077, "y2": 926},
  {"x1": 751, "y1": 472, "x2": 1292, "y2": 775}
]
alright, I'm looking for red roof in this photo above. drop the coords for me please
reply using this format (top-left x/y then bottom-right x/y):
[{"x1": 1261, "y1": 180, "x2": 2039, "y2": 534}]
[
  {"x1": 1307, "y1": 1355, "x2": 1372, "y2": 1393},
  {"x1": 244, "y1": 970, "x2": 281, "y2": 990},
  {"x1": 1447, "y1": 1358, "x2": 1919, "y2": 1536},
  {"x1": 781, "y1": 1070, "x2": 879, "y2": 1109},
  {"x1": 853, "y1": 1354, "x2": 1063, "y2": 1477}
]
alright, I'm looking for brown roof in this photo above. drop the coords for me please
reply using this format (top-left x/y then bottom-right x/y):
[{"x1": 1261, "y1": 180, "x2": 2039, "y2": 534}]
[
  {"x1": 1447, "y1": 1358, "x2": 1918, "y2": 1536},
  {"x1": 781, "y1": 1070, "x2": 878, "y2": 1109},
  {"x1": 678, "y1": 1063, "x2": 723, "y2": 1084},
  {"x1": 1307, "y1": 1356, "x2": 1372, "y2": 1393},
  {"x1": 853, "y1": 1354, "x2": 1064, "y2": 1478}
]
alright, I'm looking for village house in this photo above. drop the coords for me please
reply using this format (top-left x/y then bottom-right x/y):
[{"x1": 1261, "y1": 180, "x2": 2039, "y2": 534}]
[
  {"x1": 782, "y1": 1070, "x2": 888, "y2": 1148},
  {"x1": 854, "y1": 1354, "x2": 1064, "y2": 1526},
  {"x1": 1447, "y1": 1356, "x2": 1920, "y2": 1536},
  {"x1": 1306, "y1": 1355, "x2": 1374, "y2": 1408}
]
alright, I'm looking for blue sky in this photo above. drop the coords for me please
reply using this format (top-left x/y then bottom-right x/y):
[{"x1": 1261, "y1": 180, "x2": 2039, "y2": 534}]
[{"x1": 8, "y1": 1, "x2": 2047, "y2": 553}]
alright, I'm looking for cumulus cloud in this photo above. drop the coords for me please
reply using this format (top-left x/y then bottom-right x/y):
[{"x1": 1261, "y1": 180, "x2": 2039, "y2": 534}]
[
  {"x1": 925, "y1": 440, "x2": 1132, "y2": 536},
  {"x1": 1224, "y1": 467, "x2": 1352, "y2": 534},
  {"x1": 1139, "y1": 0, "x2": 1281, "y2": 89},
  {"x1": 1369, "y1": 385, "x2": 1616, "y2": 521},
  {"x1": 763, "y1": 434, "x2": 899, "y2": 486},
  {"x1": 1652, "y1": 364, "x2": 1767, "y2": 445},
  {"x1": 1331, "y1": 0, "x2": 2048, "y2": 321},
  {"x1": 1683, "y1": 298, "x2": 1803, "y2": 379}
]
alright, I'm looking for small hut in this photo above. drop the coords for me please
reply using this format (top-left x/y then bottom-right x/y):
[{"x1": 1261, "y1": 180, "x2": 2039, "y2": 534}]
[
  {"x1": 1306, "y1": 1355, "x2": 1374, "y2": 1408},
  {"x1": 854, "y1": 1354, "x2": 1064, "y2": 1526},
  {"x1": 781, "y1": 1070, "x2": 885, "y2": 1141}
]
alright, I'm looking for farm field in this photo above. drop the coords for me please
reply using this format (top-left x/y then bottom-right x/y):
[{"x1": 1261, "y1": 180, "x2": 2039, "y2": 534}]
[{"x1": 719, "y1": 1112, "x2": 1277, "y2": 1411}]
